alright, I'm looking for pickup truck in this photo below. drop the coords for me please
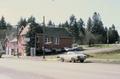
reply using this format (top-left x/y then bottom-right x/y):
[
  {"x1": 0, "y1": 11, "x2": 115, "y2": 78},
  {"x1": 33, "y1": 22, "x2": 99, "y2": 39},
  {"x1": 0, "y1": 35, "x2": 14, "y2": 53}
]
[{"x1": 59, "y1": 51, "x2": 87, "y2": 63}]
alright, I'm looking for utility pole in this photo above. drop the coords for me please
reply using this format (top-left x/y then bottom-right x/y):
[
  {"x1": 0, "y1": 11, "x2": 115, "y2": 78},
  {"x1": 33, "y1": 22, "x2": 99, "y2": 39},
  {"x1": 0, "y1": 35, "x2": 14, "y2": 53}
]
[
  {"x1": 34, "y1": 33, "x2": 36, "y2": 56},
  {"x1": 16, "y1": 25, "x2": 19, "y2": 58},
  {"x1": 107, "y1": 30, "x2": 109, "y2": 45},
  {"x1": 42, "y1": 16, "x2": 45, "y2": 59}
]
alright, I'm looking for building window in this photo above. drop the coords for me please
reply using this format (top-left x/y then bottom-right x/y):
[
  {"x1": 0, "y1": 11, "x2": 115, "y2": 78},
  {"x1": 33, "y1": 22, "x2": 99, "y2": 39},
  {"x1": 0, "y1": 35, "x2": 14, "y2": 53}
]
[
  {"x1": 36, "y1": 36, "x2": 40, "y2": 43},
  {"x1": 55, "y1": 37, "x2": 59, "y2": 45},
  {"x1": 45, "y1": 37, "x2": 52, "y2": 44}
]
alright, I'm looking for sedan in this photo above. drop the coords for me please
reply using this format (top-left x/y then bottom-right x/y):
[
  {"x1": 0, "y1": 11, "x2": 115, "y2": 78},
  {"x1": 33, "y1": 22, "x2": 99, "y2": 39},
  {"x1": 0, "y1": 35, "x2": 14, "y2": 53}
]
[{"x1": 59, "y1": 51, "x2": 87, "y2": 63}]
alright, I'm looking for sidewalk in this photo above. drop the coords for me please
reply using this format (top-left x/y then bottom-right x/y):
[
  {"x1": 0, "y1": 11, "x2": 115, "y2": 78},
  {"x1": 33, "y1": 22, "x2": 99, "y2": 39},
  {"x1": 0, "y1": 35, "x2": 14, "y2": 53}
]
[{"x1": 1, "y1": 55, "x2": 58, "y2": 61}]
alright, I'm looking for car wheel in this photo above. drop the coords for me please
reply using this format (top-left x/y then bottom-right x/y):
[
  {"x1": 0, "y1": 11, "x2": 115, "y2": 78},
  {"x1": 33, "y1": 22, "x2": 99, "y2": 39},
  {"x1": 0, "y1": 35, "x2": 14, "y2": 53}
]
[
  {"x1": 71, "y1": 58, "x2": 76, "y2": 63},
  {"x1": 80, "y1": 59, "x2": 84, "y2": 63},
  {"x1": 60, "y1": 58, "x2": 64, "y2": 62}
]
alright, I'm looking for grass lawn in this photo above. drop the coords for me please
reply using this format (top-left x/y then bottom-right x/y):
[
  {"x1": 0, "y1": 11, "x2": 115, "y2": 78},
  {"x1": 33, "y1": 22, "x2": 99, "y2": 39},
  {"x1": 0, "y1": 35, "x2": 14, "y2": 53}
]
[
  {"x1": 81, "y1": 44, "x2": 117, "y2": 49},
  {"x1": 92, "y1": 44, "x2": 113, "y2": 48},
  {"x1": 87, "y1": 50, "x2": 120, "y2": 64},
  {"x1": 89, "y1": 50, "x2": 120, "y2": 59}
]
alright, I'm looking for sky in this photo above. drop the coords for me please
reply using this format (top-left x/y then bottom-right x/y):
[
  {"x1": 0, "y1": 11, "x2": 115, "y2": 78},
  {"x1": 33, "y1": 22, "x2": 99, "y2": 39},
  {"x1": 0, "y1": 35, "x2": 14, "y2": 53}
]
[{"x1": 0, "y1": 0, "x2": 120, "y2": 34}]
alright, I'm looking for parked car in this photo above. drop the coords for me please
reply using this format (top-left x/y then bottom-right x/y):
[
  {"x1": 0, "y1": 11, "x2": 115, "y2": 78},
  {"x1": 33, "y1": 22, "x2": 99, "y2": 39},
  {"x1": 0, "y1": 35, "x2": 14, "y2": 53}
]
[
  {"x1": 59, "y1": 51, "x2": 87, "y2": 63},
  {"x1": 64, "y1": 47, "x2": 83, "y2": 52},
  {"x1": 0, "y1": 50, "x2": 5, "y2": 58}
]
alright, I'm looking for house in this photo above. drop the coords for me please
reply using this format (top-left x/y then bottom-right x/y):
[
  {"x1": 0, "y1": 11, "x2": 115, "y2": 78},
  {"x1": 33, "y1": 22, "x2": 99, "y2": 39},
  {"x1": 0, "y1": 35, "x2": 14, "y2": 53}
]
[
  {"x1": 3, "y1": 25, "x2": 29, "y2": 56},
  {"x1": 36, "y1": 27, "x2": 73, "y2": 53},
  {"x1": 4, "y1": 37, "x2": 17, "y2": 55},
  {"x1": 17, "y1": 25, "x2": 30, "y2": 56},
  {"x1": 17, "y1": 24, "x2": 73, "y2": 56},
  {"x1": 3, "y1": 27, "x2": 18, "y2": 55}
]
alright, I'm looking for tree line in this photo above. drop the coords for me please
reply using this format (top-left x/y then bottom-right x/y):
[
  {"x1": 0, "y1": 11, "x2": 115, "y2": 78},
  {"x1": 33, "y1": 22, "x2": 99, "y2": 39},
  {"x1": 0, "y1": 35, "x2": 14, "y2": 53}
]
[
  {"x1": 17, "y1": 12, "x2": 119, "y2": 49},
  {"x1": 0, "y1": 16, "x2": 14, "y2": 40},
  {"x1": 0, "y1": 12, "x2": 119, "y2": 47},
  {"x1": 58, "y1": 12, "x2": 119, "y2": 46}
]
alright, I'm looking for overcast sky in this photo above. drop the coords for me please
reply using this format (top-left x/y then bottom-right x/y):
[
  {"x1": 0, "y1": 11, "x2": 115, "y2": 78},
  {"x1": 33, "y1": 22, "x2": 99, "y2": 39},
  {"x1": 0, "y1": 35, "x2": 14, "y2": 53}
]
[{"x1": 0, "y1": 0, "x2": 120, "y2": 33}]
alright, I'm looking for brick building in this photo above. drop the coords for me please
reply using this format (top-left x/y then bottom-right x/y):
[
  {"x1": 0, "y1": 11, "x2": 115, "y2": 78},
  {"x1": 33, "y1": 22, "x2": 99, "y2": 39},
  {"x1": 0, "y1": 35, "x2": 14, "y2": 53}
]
[{"x1": 36, "y1": 27, "x2": 73, "y2": 53}]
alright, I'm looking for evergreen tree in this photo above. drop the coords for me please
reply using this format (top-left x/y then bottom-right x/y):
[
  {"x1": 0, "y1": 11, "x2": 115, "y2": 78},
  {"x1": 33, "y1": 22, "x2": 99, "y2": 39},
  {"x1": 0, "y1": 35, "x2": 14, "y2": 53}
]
[
  {"x1": 69, "y1": 15, "x2": 79, "y2": 43},
  {"x1": 77, "y1": 18, "x2": 85, "y2": 44},
  {"x1": 60, "y1": 21, "x2": 69, "y2": 31},
  {"x1": 47, "y1": 20, "x2": 55, "y2": 26},
  {"x1": 17, "y1": 18, "x2": 28, "y2": 28},
  {"x1": 28, "y1": 16, "x2": 36, "y2": 24},
  {"x1": 86, "y1": 17, "x2": 95, "y2": 46},
  {"x1": 92, "y1": 12, "x2": 106, "y2": 43},
  {"x1": 0, "y1": 16, "x2": 7, "y2": 29},
  {"x1": 77, "y1": 18, "x2": 85, "y2": 35},
  {"x1": 87, "y1": 17, "x2": 93, "y2": 32},
  {"x1": 26, "y1": 16, "x2": 42, "y2": 55},
  {"x1": 108, "y1": 24, "x2": 119, "y2": 43},
  {"x1": 69, "y1": 15, "x2": 76, "y2": 27}
]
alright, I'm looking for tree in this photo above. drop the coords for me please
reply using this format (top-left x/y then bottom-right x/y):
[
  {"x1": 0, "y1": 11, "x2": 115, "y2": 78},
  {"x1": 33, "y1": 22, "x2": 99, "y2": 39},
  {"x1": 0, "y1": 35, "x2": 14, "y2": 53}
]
[
  {"x1": 28, "y1": 16, "x2": 36, "y2": 24},
  {"x1": 87, "y1": 17, "x2": 93, "y2": 32},
  {"x1": 92, "y1": 12, "x2": 106, "y2": 43},
  {"x1": 77, "y1": 18, "x2": 85, "y2": 35},
  {"x1": 0, "y1": 16, "x2": 7, "y2": 29},
  {"x1": 26, "y1": 16, "x2": 43, "y2": 55},
  {"x1": 71, "y1": 21, "x2": 79, "y2": 43},
  {"x1": 17, "y1": 18, "x2": 28, "y2": 28},
  {"x1": 47, "y1": 20, "x2": 55, "y2": 26},
  {"x1": 69, "y1": 15, "x2": 79, "y2": 43},
  {"x1": 108, "y1": 24, "x2": 119, "y2": 43},
  {"x1": 77, "y1": 18, "x2": 85, "y2": 44},
  {"x1": 85, "y1": 31, "x2": 95, "y2": 46},
  {"x1": 92, "y1": 12, "x2": 104, "y2": 35},
  {"x1": 0, "y1": 16, "x2": 13, "y2": 40},
  {"x1": 60, "y1": 21, "x2": 69, "y2": 31},
  {"x1": 86, "y1": 17, "x2": 95, "y2": 46},
  {"x1": 69, "y1": 15, "x2": 76, "y2": 26}
]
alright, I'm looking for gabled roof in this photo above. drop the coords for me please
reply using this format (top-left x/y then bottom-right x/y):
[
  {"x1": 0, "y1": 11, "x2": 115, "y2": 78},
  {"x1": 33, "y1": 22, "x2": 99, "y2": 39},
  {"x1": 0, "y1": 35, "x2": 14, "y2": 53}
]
[{"x1": 20, "y1": 25, "x2": 30, "y2": 35}]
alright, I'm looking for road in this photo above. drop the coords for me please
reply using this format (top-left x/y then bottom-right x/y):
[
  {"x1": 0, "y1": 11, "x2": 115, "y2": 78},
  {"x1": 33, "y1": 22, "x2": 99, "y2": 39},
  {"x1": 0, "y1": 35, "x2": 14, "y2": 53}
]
[{"x1": 0, "y1": 58, "x2": 120, "y2": 79}]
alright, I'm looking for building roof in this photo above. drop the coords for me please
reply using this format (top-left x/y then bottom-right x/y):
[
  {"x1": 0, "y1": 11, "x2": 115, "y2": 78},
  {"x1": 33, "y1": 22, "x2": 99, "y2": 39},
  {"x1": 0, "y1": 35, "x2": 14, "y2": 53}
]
[
  {"x1": 43, "y1": 27, "x2": 72, "y2": 37},
  {"x1": 10, "y1": 38, "x2": 17, "y2": 42},
  {"x1": 20, "y1": 25, "x2": 30, "y2": 35},
  {"x1": 19, "y1": 24, "x2": 72, "y2": 38}
]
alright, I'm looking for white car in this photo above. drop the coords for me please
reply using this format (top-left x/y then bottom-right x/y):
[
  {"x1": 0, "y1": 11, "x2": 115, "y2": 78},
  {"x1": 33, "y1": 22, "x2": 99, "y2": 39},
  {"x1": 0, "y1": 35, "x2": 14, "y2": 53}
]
[{"x1": 59, "y1": 51, "x2": 87, "y2": 63}]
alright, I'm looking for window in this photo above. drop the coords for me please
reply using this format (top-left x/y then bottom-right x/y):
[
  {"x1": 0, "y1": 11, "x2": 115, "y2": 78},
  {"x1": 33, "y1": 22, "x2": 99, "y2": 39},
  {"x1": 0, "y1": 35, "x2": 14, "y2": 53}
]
[
  {"x1": 45, "y1": 37, "x2": 52, "y2": 44},
  {"x1": 55, "y1": 37, "x2": 59, "y2": 45},
  {"x1": 36, "y1": 36, "x2": 40, "y2": 43}
]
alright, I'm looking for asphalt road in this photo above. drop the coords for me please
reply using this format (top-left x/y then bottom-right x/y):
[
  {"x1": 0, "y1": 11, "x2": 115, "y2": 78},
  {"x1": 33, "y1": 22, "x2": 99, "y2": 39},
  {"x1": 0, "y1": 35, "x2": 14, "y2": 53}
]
[{"x1": 0, "y1": 58, "x2": 120, "y2": 79}]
